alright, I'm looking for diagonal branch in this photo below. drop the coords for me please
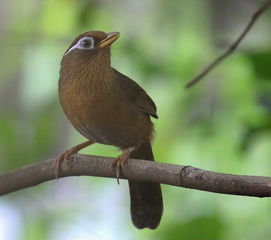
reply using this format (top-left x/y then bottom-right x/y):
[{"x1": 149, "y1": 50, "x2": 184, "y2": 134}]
[
  {"x1": 185, "y1": 0, "x2": 271, "y2": 88},
  {"x1": 1, "y1": 154, "x2": 271, "y2": 198}
]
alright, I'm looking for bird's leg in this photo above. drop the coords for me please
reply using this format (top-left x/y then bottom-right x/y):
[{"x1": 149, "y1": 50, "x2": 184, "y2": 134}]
[
  {"x1": 55, "y1": 140, "x2": 94, "y2": 178},
  {"x1": 112, "y1": 146, "x2": 135, "y2": 184}
]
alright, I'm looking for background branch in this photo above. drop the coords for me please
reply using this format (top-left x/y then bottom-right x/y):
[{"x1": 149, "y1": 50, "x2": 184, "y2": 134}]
[
  {"x1": 185, "y1": 0, "x2": 271, "y2": 88},
  {"x1": 1, "y1": 154, "x2": 271, "y2": 198}
]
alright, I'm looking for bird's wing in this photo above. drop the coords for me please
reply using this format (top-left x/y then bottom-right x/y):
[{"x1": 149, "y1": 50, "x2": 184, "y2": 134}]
[{"x1": 112, "y1": 68, "x2": 158, "y2": 119}]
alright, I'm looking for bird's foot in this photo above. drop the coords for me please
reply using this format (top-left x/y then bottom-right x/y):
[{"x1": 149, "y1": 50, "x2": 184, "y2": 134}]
[
  {"x1": 112, "y1": 146, "x2": 135, "y2": 184},
  {"x1": 54, "y1": 140, "x2": 94, "y2": 178},
  {"x1": 55, "y1": 147, "x2": 78, "y2": 178}
]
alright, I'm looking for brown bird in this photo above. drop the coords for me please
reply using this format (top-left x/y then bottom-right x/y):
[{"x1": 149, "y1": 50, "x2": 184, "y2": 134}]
[{"x1": 57, "y1": 31, "x2": 163, "y2": 229}]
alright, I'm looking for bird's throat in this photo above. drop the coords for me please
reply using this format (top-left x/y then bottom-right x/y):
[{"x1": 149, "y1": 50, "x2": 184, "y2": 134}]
[{"x1": 59, "y1": 49, "x2": 112, "y2": 94}]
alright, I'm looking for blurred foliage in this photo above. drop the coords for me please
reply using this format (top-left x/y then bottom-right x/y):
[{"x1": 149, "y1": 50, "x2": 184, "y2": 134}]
[
  {"x1": 160, "y1": 214, "x2": 225, "y2": 240},
  {"x1": 1, "y1": 0, "x2": 271, "y2": 240}
]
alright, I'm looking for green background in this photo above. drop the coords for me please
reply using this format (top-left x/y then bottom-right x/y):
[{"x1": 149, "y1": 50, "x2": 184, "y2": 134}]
[{"x1": 1, "y1": 0, "x2": 271, "y2": 239}]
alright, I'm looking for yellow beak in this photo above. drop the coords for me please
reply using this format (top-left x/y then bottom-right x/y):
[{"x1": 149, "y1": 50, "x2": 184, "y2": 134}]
[{"x1": 99, "y1": 32, "x2": 120, "y2": 48}]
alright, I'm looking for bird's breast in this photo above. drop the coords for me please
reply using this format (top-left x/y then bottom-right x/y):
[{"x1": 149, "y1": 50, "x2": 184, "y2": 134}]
[{"x1": 59, "y1": 84, "x2": 152, "y2": 148}]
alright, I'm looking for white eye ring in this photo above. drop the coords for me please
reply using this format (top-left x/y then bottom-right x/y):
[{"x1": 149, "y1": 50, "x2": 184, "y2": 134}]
[
  {"x1": 79, "y1": 37, "x2": 94, "y2": 49},
  {"x1": 65, "y1": 37, "x2": 94, "y2": 55}
]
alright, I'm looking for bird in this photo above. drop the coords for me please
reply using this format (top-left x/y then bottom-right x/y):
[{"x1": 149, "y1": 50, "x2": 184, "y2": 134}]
[{"x1": 56, "y1": 30, "x2": 163, "y2": 229}]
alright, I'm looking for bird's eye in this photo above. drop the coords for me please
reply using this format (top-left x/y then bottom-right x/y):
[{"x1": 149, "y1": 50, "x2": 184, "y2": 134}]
[
  {"x1": 65, "y1": 36, "x2": 95, "y2": 55},
  {"x1": 79, "y1": 37, "x2": 94, "y2": 49}
]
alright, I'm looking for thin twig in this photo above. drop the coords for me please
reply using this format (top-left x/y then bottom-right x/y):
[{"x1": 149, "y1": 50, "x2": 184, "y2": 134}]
[
  {"x1": 1, "y1": 154, "x2": 271, "y2": 198},
  {"x1": 185, "y1": 0, "x2": 271, "y2": 88}
]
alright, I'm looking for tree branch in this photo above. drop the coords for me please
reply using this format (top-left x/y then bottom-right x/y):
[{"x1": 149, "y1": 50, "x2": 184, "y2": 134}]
[
  {"x1": 1, "y1": 154, "x2": 271, "y2": 198},
  {"x1": 185, "y1": 0, "x2": 271, "y2": 88}
]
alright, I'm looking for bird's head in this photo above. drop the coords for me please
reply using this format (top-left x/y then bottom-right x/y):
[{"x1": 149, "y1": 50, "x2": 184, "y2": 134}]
[
  {"x1": 64, "y1": 31, "x2": 120, "y2": 57},
  {"x1": 60, "y1": 31, "x2": 120, "y2": 83}
]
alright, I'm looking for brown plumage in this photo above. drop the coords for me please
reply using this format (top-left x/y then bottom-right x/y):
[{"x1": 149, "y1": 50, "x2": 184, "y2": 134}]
[{"x1": 57, "y1": 31, "x2": 163, "y2": 229}]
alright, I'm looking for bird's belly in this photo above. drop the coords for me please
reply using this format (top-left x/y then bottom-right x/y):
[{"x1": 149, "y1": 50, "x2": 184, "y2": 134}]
[{"x1": 62, "y1": 94, "x2": 151, "y2": 149}]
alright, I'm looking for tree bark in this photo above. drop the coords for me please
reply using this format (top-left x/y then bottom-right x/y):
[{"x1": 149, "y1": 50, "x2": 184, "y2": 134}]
[{"x1": 1, "y1": 154, "x2": 271, "y2": 198}]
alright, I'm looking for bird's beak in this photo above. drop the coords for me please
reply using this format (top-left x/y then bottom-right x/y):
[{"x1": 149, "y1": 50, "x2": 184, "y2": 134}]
[{"x1": 99, "y1": 32, "x2": 120, "y2": 48}]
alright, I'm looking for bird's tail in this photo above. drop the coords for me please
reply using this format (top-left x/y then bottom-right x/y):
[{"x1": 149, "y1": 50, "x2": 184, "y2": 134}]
[{"x1": 128, "y1": 142, "x2": 163, "y2": 229}]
